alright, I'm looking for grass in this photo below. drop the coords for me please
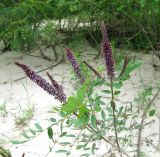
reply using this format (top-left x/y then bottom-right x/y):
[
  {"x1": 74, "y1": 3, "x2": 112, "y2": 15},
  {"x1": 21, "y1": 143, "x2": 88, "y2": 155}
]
[
  {"x1": 14, "y1": 104, "x2": 35, "y2": 128},
  {"x1": 0, "y1": 100, "x2": 8, "y2": 118},
  {"x1": 0, "y1": 146, "x2": 11, "y2": 157}
]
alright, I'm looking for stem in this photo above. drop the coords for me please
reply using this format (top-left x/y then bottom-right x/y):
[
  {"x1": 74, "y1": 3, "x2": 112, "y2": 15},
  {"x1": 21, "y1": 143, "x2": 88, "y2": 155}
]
[
  {"x1": 86, "y1": 124, "x2": 130, "y2": 157},
  {"x1": 137, "y1": 89, "x2": 160, "y2": 156},
  {"x1": 86, "y1": 29, "x2": 101, "y2": 60},
  {"x1": 137, "y1": 111, "x2": 145, "y2": 157},
  {"x1": 158, "y1": 117, "x2": 160, "y2": 148},
  {"x1": 73, "y1": 113, "x2": 129, "y2": 156},
  {"x1": 67, "y1": 130, "x2": 82, "y2": 157},
  {"x1": 110, "y1": 78, "x2": 121, "y2": 153}
]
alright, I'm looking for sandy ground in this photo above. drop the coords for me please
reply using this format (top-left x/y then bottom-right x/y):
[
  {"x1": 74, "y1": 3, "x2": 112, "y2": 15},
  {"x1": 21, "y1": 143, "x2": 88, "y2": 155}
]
[{"x1": 0, "y1": 47, "x2": 160, "y2": 157}]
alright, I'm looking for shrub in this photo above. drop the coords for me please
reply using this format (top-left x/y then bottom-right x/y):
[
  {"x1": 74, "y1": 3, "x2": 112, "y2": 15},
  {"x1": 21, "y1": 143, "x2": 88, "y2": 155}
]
[{"x1": 12, "y1": 23, "x2": 160, "y2": 157}]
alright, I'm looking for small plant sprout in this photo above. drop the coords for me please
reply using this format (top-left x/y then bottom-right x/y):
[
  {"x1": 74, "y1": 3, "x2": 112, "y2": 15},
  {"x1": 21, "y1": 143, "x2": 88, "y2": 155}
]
[
  {"x1": 0, "y1": 100, "x2": 8, "y2": 118},
  {"x1": 14, "y1": 103, "x2": 35, "y2": 128}
]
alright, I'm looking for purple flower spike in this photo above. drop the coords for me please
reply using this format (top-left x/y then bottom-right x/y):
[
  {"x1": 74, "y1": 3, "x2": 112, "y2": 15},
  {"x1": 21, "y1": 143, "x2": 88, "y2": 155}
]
[
  {"x1": 46, "y1": 72, "x2": 66, "y2": 102},
  {"x1": 66, "y1": 48, "x2": 85, "y2": 84},
  {"x1": 46, "y1": 72, "x2": 62, "y2": 90},
  {"x1": 15, "y1": 62, "x2": 66, "y2": 103},
  {"x1": 101, "y1": 23, "x2": 115, "y2": 78}
]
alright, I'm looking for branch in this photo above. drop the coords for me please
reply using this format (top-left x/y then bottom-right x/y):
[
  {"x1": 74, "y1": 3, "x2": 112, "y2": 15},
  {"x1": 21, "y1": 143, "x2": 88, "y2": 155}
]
[{"x1": 137, "y1": 89, "x2": 160, "y2": 156}]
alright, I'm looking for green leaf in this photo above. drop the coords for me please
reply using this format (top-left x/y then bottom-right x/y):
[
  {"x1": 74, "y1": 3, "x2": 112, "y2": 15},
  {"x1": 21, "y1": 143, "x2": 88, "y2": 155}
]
[
  {"x1": 78, "y1": 104, "x2": 90, "y2": 119},
  {"x1": 120, "y1": 75, "x2": 130, "y2": 81},
  {"x1": 104, "y1": 82, "x2": 111, "y2": 87},
  {"x1": 92, "y1": 143, "x2": 96, "y2": 155},
  {"x1": 125, "y1": 60, "x2": 142, "y2": 75},
  {"x1": 22, "y1": 132, "x2": 30, "y2": 139},
  {"x1": 95, "y1": 105, "x2": 101, "y2": 112},
  {"x1": 50, "y1": 118, "x2": 56, "y2": 123},
  {"x1": 144, "y1": 87, "x2": 152, "y2": 97},
  {"x1": 135, "y1": 124, "x2": 143, "y2": 129},
  {"x1": 35, "y1": 123, "x2": 43, "y2": 132},
  {"x1": 29, "y1": 128, "x2": 36, "y2": 135},
  {"x1": 107, "y1": 107, "x2": 113, "y2": 113},
  {"x1": 118, "y1": 106, "x2": 124, "y2": 114},
  {"x1": 61, "y1": 96, "x2": 79, "y2": 114},
  {"x1": 77, "y1": 90, "x2": 84, "y2": 103},
  {"x1": 83, "y1": 114, "x2": 90, "y2": 125},
  {"x1": 101, "y1": 110, "x2": 106, "y2": 120},
  {"x1": 81, "y1": 154, "x2": 90, "y2": 157},
  {"x1": 95, "y1": 132, "x2": 102, "y2": 140},
  {"x1": 60, "y1": 132, "x2": 67, "y2": 137},
  {"x1": 93, "y1": 79, "x2": 104, "y2": 86},
  {"x1": 60, "y1": 142, "x2": 71, "y2": 146},
  {"x1": 73, "y1": 118, "x2": 85, "y2": 128},
  {"x1": 51, "y1": 107, "x2": 60, "y2": 112},
  {"x1": 77, "y1": 86, "x2": 86, "y2": 103},
  {"x1": 60, "y1": 121, "x2": 63, "y2": 133},
  {"x1": 56, "y1": 150, "x2": 68, "y2": 153},
  {"x1": 149, "y1": 109, "x2": 156, "y2": 116},
  {"x1": 10, "y1": 140, "x2": 27, "y2": 144},
  {"x1": 114, "y1": 91, "x2": 121, "y2": 95},
  {"x1": 113, "y1": 82, "x2": 123, "y2": 89},
  {"x1": 87, "y1": 87, "x2": 93, "y2": 97},
  {"x1": 118, "y1": 120, "x2": 124, "y2": 125},
  {"x1": 66, "y1": 134, "x2": 76, "y2": 138},
  {"x1": 91, "y1": 114, "x2": 97, "y2": 128},
  {"x1": 60, "y1": 111, "x2": 65, "y2": 117},
  {"x1": 47, "y1": 127, "x2": 53, "y2": 139},
  {"x1": 76, "y1": 145, "x2": 83, "y2": 150},
  {"x1": 83, "y1": 147, "x2": 91, "y2": 150},
  {"x1": 102, "y1": 90, "x2": 111, "y2": 94}
]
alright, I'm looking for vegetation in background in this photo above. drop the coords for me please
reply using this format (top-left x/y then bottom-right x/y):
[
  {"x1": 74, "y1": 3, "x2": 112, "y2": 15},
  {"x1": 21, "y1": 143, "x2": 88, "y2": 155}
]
[{"x1": 0, "y1": 0, "x2": 160, "y2": 60}]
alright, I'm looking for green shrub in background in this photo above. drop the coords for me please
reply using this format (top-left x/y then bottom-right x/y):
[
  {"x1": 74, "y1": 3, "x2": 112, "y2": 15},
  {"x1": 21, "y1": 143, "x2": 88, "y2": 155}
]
[
  {"x1": 0, "y1": 0, "x2": 160, "y2": 55},
  {"x1": 0, "y1": 0, "x2": 52, "y2": 52},
  {"x1": 48, "y1": 0, "x2": 160, "y2": 51}
]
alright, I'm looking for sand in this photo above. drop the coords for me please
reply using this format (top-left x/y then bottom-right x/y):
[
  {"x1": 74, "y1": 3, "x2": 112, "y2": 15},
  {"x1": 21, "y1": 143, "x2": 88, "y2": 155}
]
[{"x1": 0, "y1": 46, "x2": 160, "y2": 157}]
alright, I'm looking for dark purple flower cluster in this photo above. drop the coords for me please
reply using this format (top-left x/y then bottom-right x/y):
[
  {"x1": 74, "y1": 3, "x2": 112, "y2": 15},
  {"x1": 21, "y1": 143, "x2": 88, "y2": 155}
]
[
  {"x1": 101, "y1": 22, "x2": 115, "y2": 78},
  {"x1": 15, "y1": 62, "x2": 66, "y2": 103},
  {"x1": 66, "y1": 48, "x2": 85, "y2": 84},
  {"x1": 46, "y1": 72, "x2": 62, "y2": 90},
  {"x1": 46, "y1": 72, "x2": 66, "y2": 102}
]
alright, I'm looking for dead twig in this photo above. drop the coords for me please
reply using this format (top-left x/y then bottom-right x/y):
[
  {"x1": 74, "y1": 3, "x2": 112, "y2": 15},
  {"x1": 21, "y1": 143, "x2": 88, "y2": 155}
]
[
  {"x1": 45, "y1": 44, "x2": 58, "y2": 60},
  {"x1": 83, "y1": 61, "x2": 102, "y2": 78},
  {"x1": 36, "y1": 44, "x2": 52, "y2": 62},
  {"x1": 118, "y1": 56, "x2": 129, "y2": 78}
]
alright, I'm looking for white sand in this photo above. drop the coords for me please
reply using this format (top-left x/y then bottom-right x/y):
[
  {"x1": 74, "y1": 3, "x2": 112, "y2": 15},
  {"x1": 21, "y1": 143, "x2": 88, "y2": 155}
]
[{"x1": 0, "y1": 47, "x2": 160, "y2": 157}]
